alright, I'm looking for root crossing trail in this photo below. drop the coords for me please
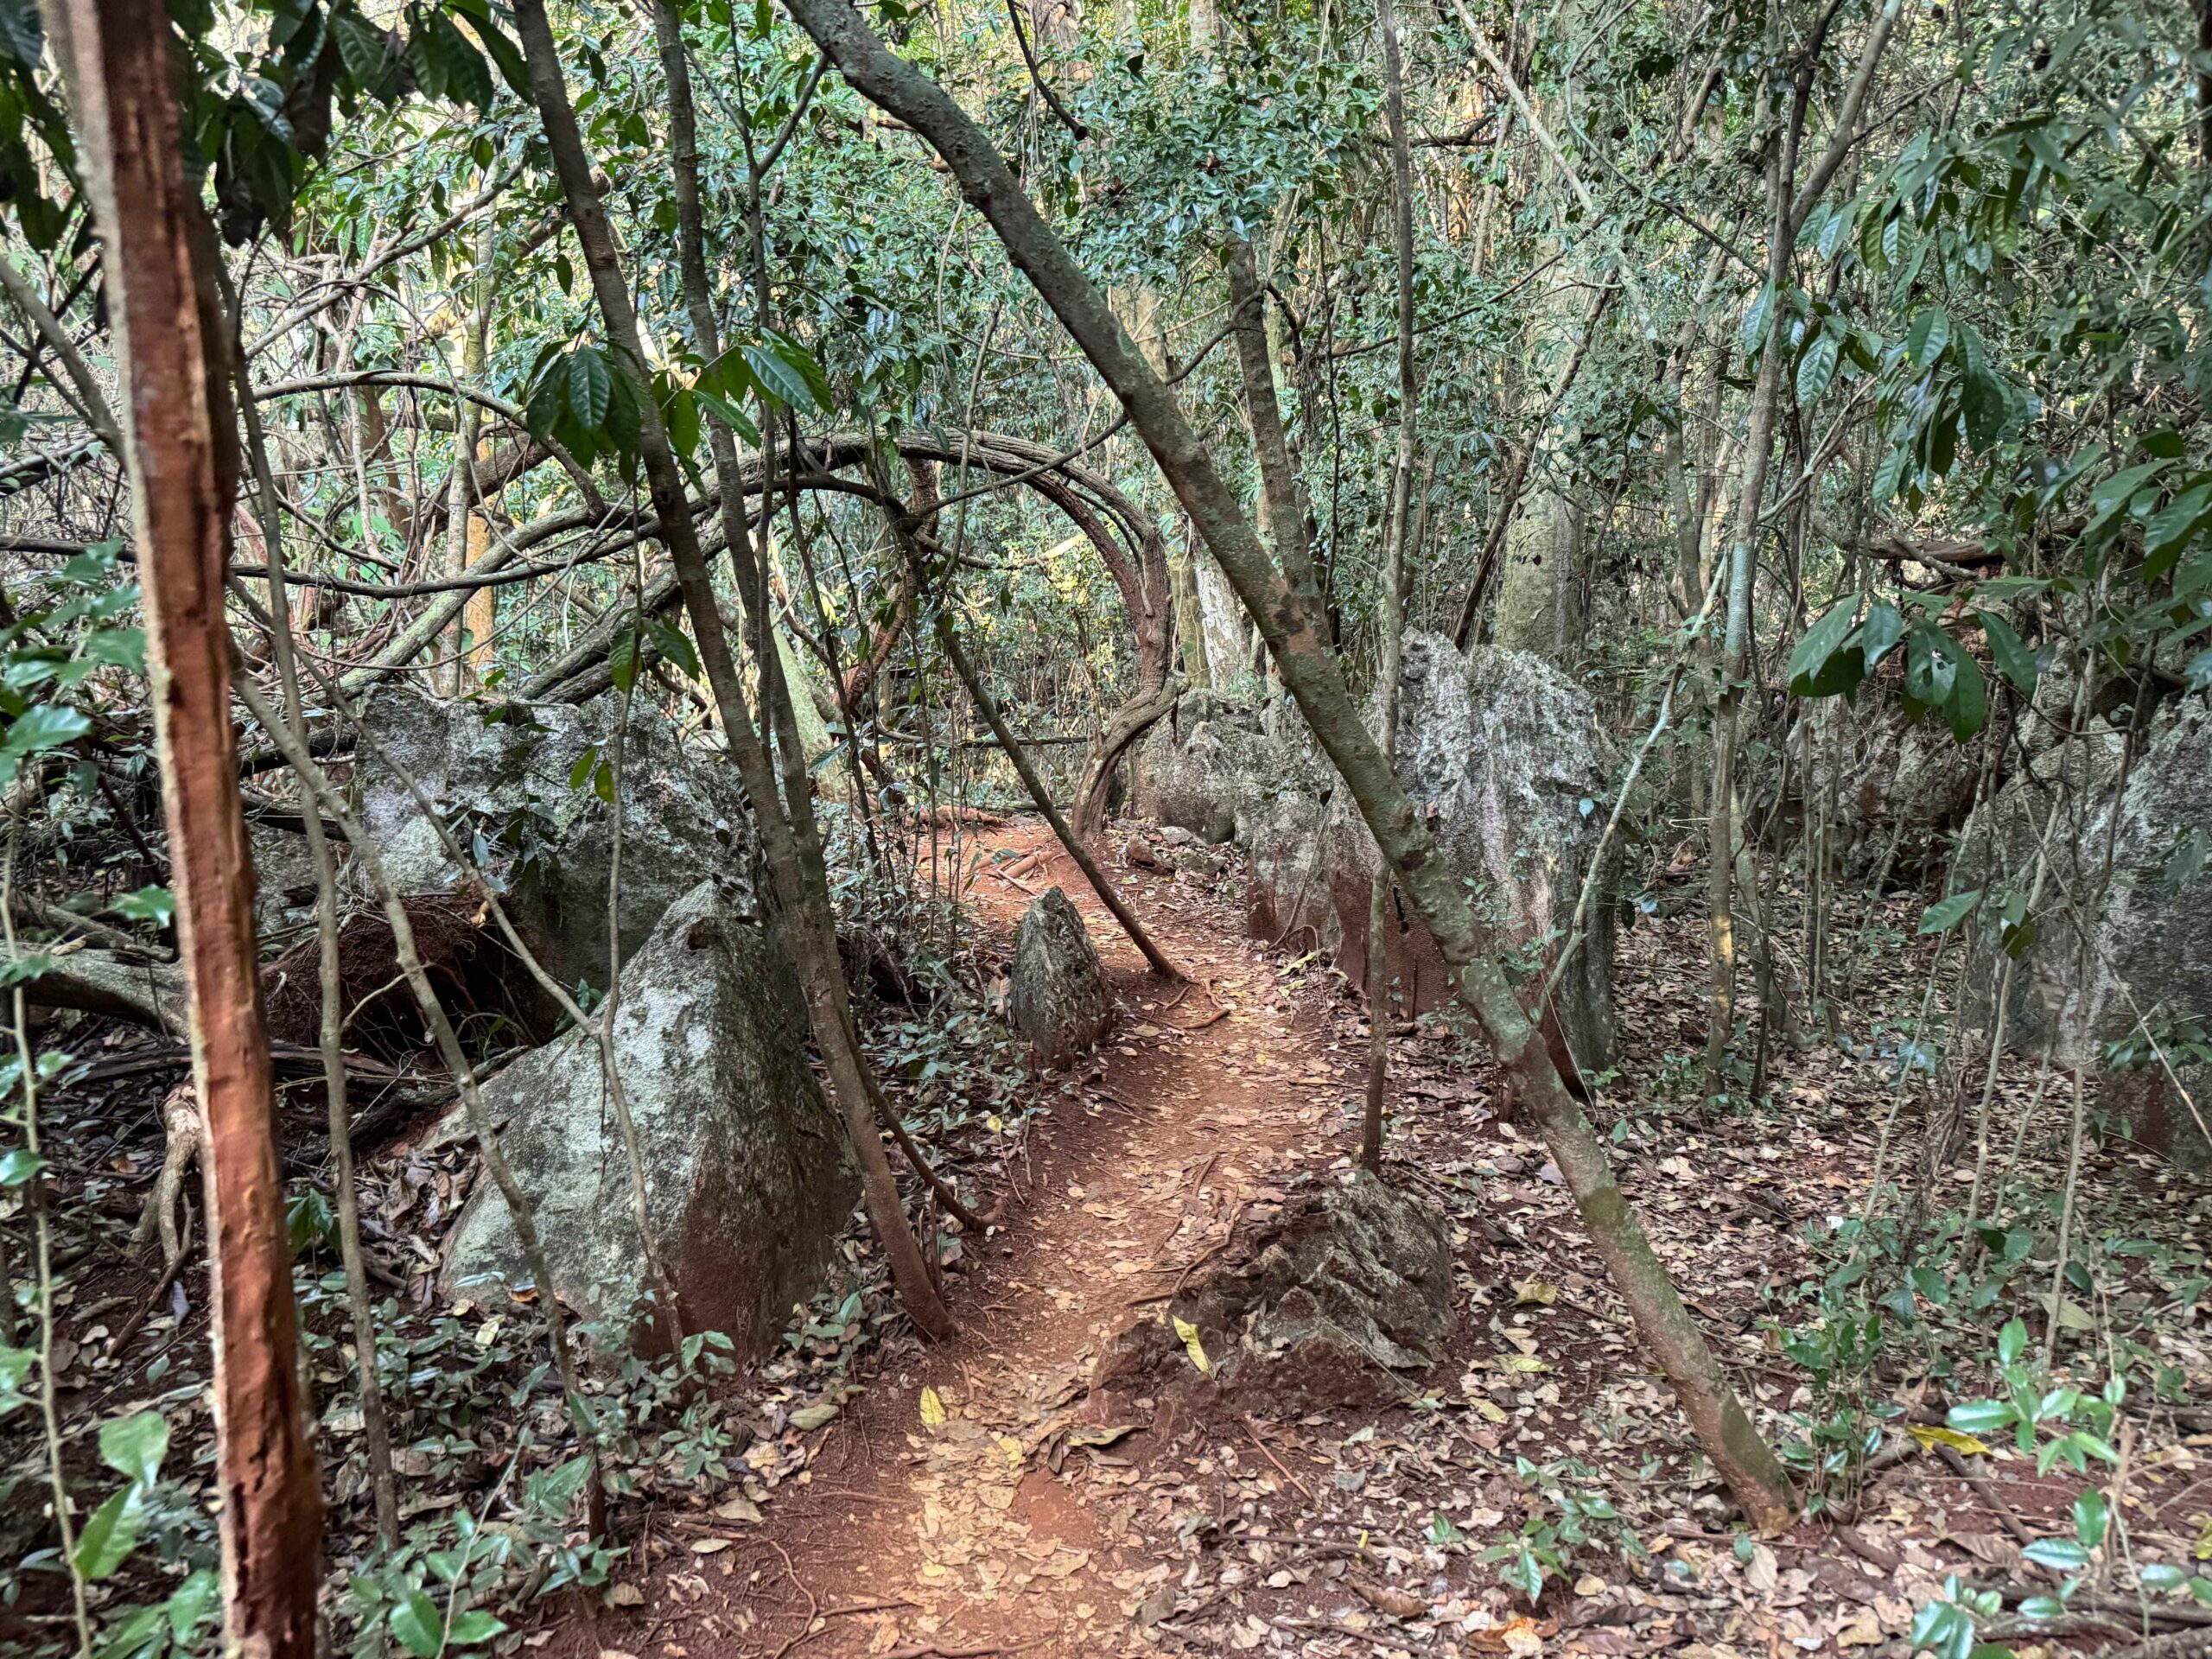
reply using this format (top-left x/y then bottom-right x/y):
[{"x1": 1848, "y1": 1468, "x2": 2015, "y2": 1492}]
[{"x1": 567, "y1": 825, "x2": 1368, "y2": 1658}]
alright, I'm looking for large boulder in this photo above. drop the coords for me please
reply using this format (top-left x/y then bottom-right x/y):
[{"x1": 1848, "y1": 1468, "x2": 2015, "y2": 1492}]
[
  {"x1": 439, "y1": 880, "x2": 855, "y2": 1353},
  {"x1": 1260, "y1": 638, "x2": 1619, "y2": 1076},
  {"x1": 350, "y1": 683, "x2": 753, "y2": 996},
  {"x1": 1008, "y1": 887, "x2": 1116, "y2": 1067},
  {"x1": 1963, "y1": 703, "x2": 2212, "y2": 1164},
  {"x1": 1130, "y1": 690, "x2": 1276, "y2": 844},
  {"x1": 1129, "y1": 639, "x2": 1620, "y2": 1077}
]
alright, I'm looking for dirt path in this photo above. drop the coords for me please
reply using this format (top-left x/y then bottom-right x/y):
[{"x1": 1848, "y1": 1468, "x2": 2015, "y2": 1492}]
[{"x1": 568, "y1": 824, "x2": 1361, "y2": 1658}]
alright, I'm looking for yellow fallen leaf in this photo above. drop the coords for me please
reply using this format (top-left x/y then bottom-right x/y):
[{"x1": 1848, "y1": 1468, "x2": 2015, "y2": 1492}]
[
  {"x1": 1497, "y1": 1353, "x2": 1550, "y2": 1374},
  {"x1": 1514, "y1": 1279, "x2": 1558, "y2": 1307},
  {"x1": 1469, "y1": 1397, "x2": 1509, "y2": 1423},
  {"x1": 1906, "y1": 1425, "x2": 1991, "y2": 1457},
  {"x1": 998, "y1": 1434, "x2": 1024, "y2": 1467},
  {"x1": 1173, "y1": 1316, "x2": 1213, "y2": 1376},
  {"x1": 919, "y1": 1386, "x2": 947, "y2": 1427}
]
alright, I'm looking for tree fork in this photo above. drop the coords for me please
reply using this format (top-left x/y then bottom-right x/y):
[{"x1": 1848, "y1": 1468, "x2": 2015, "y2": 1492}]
[{"x1": 781, "y1": 0, "x2": 1798, "y2": 1529}]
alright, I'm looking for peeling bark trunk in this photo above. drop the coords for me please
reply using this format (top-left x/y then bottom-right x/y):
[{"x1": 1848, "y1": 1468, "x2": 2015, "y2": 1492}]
[{"x1": 52, "y1": 0, "x2": 323, "y2": 1642}]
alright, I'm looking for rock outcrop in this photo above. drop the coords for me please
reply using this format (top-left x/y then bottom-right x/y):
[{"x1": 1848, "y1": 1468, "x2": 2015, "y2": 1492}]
[
  {"x1": 1094, "y1": 1173, "x2": 1453, "y2": 1414},
  {"x1": 351, "y1": 683, "x2": 753, "y2": 995},
  {"x1": 1008, "y1": 887, "x2": 1116, "y2": 1068},
  {"x1": 1138, "y1": 636, "x2": 1618, "y2": 1077},
  {"x1": 439, "y1": 880, "x2": 855, "y2": 1353},
  {"x1": 1963, "y1": 703, "x2": 2212, "y2": 1164}
]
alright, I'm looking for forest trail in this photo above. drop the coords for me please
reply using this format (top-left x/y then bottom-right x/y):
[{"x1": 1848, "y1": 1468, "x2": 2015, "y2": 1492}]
[{"x1": 565, "y1": 823, "x2": 1361, "y2": 1659}]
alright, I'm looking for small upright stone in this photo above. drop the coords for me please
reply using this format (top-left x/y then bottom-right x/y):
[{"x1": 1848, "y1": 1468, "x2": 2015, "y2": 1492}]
[{"x1": 1009, "y1": 887, "x2": 1116, "y2": 1068}]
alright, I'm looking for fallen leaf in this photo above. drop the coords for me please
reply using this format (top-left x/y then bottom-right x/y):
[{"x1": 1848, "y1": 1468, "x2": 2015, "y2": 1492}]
[
  {"x1": 1745, "y1": 1542, "x2": 1778, "y2": 1593},
  {"x1": 1514, "y1": 1280, "x2": 1559, "y2": 1307},
  {"x1": 919, "y1": 1386, "x2": 948, "y2": 1427},
  {"x1": 1907, "y1": 1425, "x2": 1992, "y2": 1457},
  {"x1": 690, "y1": 1539, "x2": 731, "y2": 1555},
  {"x1": 713, "y1": 1495, "x2": 761, "y2": 1523},
  {"x1": 789, "y1": 1402, "x2": 840, "y2": 1432},
  {"x1": 1354, "y1": 1580, "x2": 1429, "y2": 1620},
  {"x1": 607, "y1": 1584, "x2": 645, "y2": 1608},
  {"x1": 1173, "y1": 1316, "x2": 1213, "y2": 1376}
]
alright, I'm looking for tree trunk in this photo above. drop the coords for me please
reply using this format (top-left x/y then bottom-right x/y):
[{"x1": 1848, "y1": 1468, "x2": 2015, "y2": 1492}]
[
  {"x1": 520, "y1": 0, "x2": 954, "y2": 1339},
  {"x1": 53, "y1": 0, "x2": 322, "y2": 1642},
  {"x1": 1363, "y1": 0, "x2": 1418, "y2": 1173},
  {"x1": 784, "y1": 0, "x2": 1799, "y2": 1530}
]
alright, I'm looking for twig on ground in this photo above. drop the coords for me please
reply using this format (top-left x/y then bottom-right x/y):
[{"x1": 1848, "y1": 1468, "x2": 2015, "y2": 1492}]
[{"x1": 1241, "y1": 1414, "x2": 1317, "y2": 1503}]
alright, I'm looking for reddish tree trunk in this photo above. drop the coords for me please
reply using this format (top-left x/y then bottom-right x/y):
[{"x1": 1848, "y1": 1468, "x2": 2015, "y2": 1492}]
[{"x1": 55, "y1": 0, "x2": 322, "y2": 1647}]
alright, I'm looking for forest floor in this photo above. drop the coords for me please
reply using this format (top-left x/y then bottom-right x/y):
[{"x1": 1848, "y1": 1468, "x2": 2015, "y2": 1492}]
[{"x1": 531, "y1": 820, "x2": 2212, "y2": 1659}]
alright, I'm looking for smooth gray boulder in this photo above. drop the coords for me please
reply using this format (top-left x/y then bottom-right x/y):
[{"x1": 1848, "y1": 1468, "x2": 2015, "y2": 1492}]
[
  {"x1": 351, "y1": 682, "x2": 752, "y2": 996},
  {"x1": 1963, "y1": 703, "x2": 2212, "y2": 1164},
  {"x1": 1008, "y1": 887, "x2": 1115, "y2": 1067},
  {"x1": 439, "y1": 880, "x2": 855, "y2": 1353}
]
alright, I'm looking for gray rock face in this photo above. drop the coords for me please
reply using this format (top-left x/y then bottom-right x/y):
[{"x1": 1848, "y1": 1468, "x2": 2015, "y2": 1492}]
[
  {"x1": 1802, "y1": 694, "x2": 1982, "y2": 871},
  {"x1": 439, "y1": 880, "x2": 855, "y2": 1353},
  {"x1": 1131, "y1": 639, "x2": 1618, "y2": 1076},
  {"x1": 1008, "y1": 887, "x2": 1116, "y2": 1068},
  {"x1": 1131, "y1": 690, "x2": 1275, "y2": 845},
  {"x1": 351, "y1": 683, "x2": 753, "y2": 995},
  {"x1": 1964, "y1": 705, "x2": 2212, "y2": 1164}
]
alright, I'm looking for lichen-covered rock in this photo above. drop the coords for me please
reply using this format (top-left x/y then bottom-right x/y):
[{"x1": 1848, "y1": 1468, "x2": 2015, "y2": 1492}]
[
  {"x1": 1130, "y1": 690, "x2": 1274, "y2": 844},
  {"x1": 1802, "y1": 690, "x2": 1983, "y2": 874},
  {"x1": 1008, "y1": 887, "x2": 1116, "y2": 1067},
  {"x1": 1962, "y1": 704, "x2": 2212, "y2": 1165},
  {"x1": 1251, "y1": 636, "x2": 1618, "y2": 1076},
  {"x1": 1096, "y1": 1173, "x2": 1453, "y2": 1414},
  {"x1": 439, "y1": 880, "x2": 855, "y2": 1353},
  {"x1": 351, "y1": 682, "x2": 752, "y2": 995}
]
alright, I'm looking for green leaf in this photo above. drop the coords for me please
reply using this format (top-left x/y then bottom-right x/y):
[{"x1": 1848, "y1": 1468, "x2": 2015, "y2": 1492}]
[
  {"x1": 2140, "y1": 1564, "x2": 2187, "y2": 1591},
  {"x1": 769, "y1": 336, "x2": 833, "y2": 411},
  {"x1": 1919, "y1": 890, "x2": 1982, "y2": 935},
  {"x1": 2023, "y1": 1538, "x2": 2092, "y2": 1572},
  {"x1": 389, "y1": 1587, "x2": 445, "y2": 1659},
  {"x1": 73, "y1": 1484, "x2": 146, "y2": 1579},
  {"x1": 1998, "y1": 1318, "x2": 2028, "y2": 1363},
  {"x1": 1906, "y1": 308, "x2": 1952, "y2": 370},
  {"x1": 2016, "y1": 1595, "x2": 2069, "y2": 1619},
  {"x1": 0, "y1": 0, "x2": 44, "y2": 65},
  {"x1": 608, "y1": 626, "x2": 640, "y2": 694},
  {"x1": 0, "y1": 702, "x2": 92, "y2": 783},
  {"x1": 107, "y1": 885, "x2": 174, "y2": 926},
  {"x1": 99, "y1": 1411, "x2": 168, "y2": 1486},
  {"x1": 1737, "y1": 282, "x2": 1776, "y2": 357},
  {"x1": 1853, "y1": 599, "x2": 1905, "y2": 669},
  {"x1": 691, "y1": 384, "x2": 760, "y2": 445},
  {"x1": 2075, "y1": 1488, "x2": 2108, "y2": 1548},
  {"x1": 567, "y1": 747, "x2": 601, "y2": 791},
  {"x1": 741, "y1": 342, "x2": 814, "y2": 411},
  {"x1": 1796, "y1": 330, "x2": 1840, "y2": 405},
  {"x1": 1787, "y1": 597, "x2": 1861, "y2": 698},
  {"x1": 445, "y1": 0, "x2": 531, "y2": 97},
  {"x1": 420, "y1": 10, "x2": 493, "y2": 109},
  {"x1": 0, "y1": 1147, "x2": 48, "y2": 1185},
  {"x1": 1934, "y1": 632, "x2": 1987, "y2": 741},
  {"x1": 445, "y1": 1611, "x2": 506, "y2": 1646},
  {"x1": 646, "y1": 619, "x2": 698, "y2": 680},
  {"x1": 1976, "y1": 612, "x2": 2037, "y2": 695},
  {"x1": 167, "y1": 1570, "x2": 218, "y2": 1642},
  {"x1": 568, "y1": 350, "x2": 612, "y2": 429}
]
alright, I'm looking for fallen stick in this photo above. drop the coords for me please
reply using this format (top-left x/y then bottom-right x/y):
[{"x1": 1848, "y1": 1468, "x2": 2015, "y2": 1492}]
[{"x1": 1241, "y1": 1414, "x2": 1316, "y2": 1503}]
